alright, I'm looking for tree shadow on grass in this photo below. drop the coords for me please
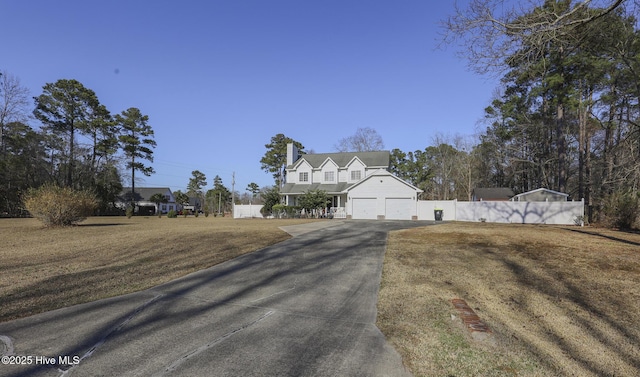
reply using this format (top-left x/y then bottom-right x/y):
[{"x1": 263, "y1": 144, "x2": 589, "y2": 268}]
[
  {"x1": 473, "y1": 243, "x2": 640, "y2": 376},
  {"x1": 564, "y1": 228, "x2": 640, "y2": 247},
  {"x1": 77, "y1": 223, "x2": 130, "y2": 227}
]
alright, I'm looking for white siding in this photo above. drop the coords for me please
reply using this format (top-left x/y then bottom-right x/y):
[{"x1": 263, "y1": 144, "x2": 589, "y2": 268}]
[
  {"x1": 320, "y1": 159, "x2": 339, "y2": 184},
  {"x1": 346, "y1": 159, "x2": 366, "y2": 183},
  {"x1": 294, "y1": 161, "x2": 312, "y2": 184},
  {"x1": 338, "y1": 168, "x2": 348, "y2": 182},
  {"x1": 312, "y1": 169, "x2": 322, "y2": 183}
]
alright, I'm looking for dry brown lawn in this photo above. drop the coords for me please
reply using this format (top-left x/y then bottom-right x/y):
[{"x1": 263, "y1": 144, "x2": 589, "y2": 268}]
[
  {"x1": 0, "y1": 216, "x2": 322, "y2": 323},
  {"x1": 378, "y1": 222, "x2": 640, "y2": 377}
]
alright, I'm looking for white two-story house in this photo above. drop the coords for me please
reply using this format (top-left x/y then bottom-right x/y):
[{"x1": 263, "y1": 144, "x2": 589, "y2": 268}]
[{"x1": 280, "y1": 143, "x2": 422, "y2": 220}]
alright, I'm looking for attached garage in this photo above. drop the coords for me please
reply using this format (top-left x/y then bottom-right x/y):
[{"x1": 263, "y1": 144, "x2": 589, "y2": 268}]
[
  {"x1": 346, "y1": 170, "x2": 422, "y2": 220},
  {"x1": 351, "y1": 198, "x2": 377, "y2": 219}
]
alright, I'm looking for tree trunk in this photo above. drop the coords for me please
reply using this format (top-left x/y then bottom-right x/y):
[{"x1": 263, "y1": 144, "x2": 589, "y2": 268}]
[
  {"x1": 68, "y1": 121, "x2": 75, "y2": 188},
  {"x1": 131, "y1": 156, "x2": 136, "y2": 210},
  {"x1": 603, "y1": 83, "x2": 617, "y2": 195},
  {"x1": 556, "y1": 103, "x2": 567, "y2": 193}
]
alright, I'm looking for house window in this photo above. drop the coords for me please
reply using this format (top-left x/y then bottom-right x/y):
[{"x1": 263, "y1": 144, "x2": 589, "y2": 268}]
[
  {"x1": 350, "y1": 170, "x2": 362, "y2": 181},
  {"x1": 324, "y1": 171, "x2": 335, "y2": 182},
  {"x1": 299, "y1": 172, "x2": 309, "y2": 182}
]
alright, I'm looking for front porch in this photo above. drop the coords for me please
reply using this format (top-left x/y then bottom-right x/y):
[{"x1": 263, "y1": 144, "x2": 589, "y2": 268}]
[{"x1": 282, "y1": 193, "x2": 347, "y2": 218}]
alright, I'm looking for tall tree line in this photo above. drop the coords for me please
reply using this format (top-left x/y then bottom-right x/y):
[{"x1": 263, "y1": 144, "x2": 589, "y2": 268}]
[
  {"x1": 391, "y1": 2, "x2": 640, "y2": 224},
  {"x1": 0, "y1": 74, "x2": 155, "y2": 216},
  {"x1": 412, "y1": 0, "x2": 639, "y2": 225}
]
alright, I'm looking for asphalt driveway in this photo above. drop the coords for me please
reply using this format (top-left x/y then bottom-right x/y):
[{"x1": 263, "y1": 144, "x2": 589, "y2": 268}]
[{"x1": 0, "y1": 220, "x2": 431, "y2": 377}]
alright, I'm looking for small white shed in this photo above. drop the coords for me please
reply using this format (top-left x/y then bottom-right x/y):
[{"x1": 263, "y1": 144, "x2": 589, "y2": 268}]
[{"x1": 345, "y1": 170, "x2": 422, "y2": 220}]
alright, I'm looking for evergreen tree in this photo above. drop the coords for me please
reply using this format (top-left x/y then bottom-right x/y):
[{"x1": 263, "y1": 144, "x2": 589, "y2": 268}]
[
  {"x1": 260, "y1": 134, "x2": 304, "y2": 188},
  {"x1": 33, "y1": 79, "x2": 104, "y2": 188},
  {"x1": 187, "y1": 170, "x2": 207, "y2": 211},
  {"x1": 115, "y1": 108, "x2": 156, "y2": 210}
]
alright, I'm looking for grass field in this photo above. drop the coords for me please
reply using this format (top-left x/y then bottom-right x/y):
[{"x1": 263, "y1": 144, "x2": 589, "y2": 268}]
[
  {"x1": 0, "y1": 216, "x2": 321, "y2": 322},
  {"x1": 377, "y1": 222, "x2": 640, "y2": 377}
]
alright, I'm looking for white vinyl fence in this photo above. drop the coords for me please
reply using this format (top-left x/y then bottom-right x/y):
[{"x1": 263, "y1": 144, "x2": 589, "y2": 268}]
[
  {"x1": 417, "y1": 199, "x2": 584, "y2": 225},
  {"x1": 234, "y1": 201, "x2": 584, "y2": 224},
  {"x1": 233, "y1": 204, "x2": 264, "y2": 218}
]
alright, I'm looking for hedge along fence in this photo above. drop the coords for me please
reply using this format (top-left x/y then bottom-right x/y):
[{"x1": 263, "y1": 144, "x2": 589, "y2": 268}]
[{"x1": 418, "y1": 199, "x2": 585, "y2": 225}]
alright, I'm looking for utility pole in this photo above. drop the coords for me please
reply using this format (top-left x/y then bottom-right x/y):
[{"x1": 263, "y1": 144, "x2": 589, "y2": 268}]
[{"x1": 231, "y1": 172, "x2": 235, "y2": 217}]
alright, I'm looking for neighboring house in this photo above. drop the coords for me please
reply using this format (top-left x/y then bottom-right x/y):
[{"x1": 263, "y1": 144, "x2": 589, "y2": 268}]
[
  {"x1": 117, "y1": 187, "x2": 178, "y2": 215},
  {"x1": 280, "y1": 143, "x2": 422, "y2": 220},
  {"x1": 183, "y1": 197, "x2": 203, "y2": 213},
  {"x1": 511, "y1": 188, "x2": 569, "y2": 202},
  {"x1": 472, "y1": 188, "x2": 515, "y2": 201}
]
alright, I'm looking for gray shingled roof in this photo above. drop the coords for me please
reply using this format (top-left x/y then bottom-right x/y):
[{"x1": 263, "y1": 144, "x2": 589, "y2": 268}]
[
  {"x1": 280, "y1": 182, "x2": 353, "y2": 194},
  {"x1": 472, "y1": 187, "x2": 515, "y2": 201},
  {"x1": 288, "y1": 150, "x2": 390, "y2": 169}
]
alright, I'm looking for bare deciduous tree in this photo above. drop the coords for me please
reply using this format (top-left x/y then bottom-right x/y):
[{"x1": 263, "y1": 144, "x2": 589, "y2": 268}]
[
  {"x1": 0, "y1": 71, "x2": 31, "y2": 154},
  {"x1": 334, "y1": 127, "x2": 385, "y2": 152},
  {"x1": 442, "y1": 0, "x2": 626, "y2": 74}
]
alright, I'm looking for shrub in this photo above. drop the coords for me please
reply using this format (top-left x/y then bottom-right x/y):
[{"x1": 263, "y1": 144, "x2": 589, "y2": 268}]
[
  {"x1": 125, "y1": 206, "x2": 134, "y2": 219},
  {"x1": 272, "y1": 204, "x2": 286, "y2": 218},
  {"x1": 271, "y1": 204, "x2": 300, "y2": 218},
  {"x1": 24, "y1": 184, "x2": 98, "y2": 227},
  {"x1": 167, "y1": 209, "x2": 177, "y2": 218}
]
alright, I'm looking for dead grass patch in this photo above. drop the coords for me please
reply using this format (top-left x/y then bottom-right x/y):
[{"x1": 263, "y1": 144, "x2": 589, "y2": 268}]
[
  {"x1": 0, "y1": 216, "x2": 322, "y2": 322},
  {"x1": 378, "y1": 222, "x2": 640, "y2": 377}
]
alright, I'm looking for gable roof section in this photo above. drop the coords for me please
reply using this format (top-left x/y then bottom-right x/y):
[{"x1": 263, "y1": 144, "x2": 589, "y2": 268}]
[
  {"x1": 345, "y1": 169, "x2": 422, "y2": 193},
  {"x1": 512, "y1": 188, "x2": 569, "y2": 201},
  {"x1": 291, "y1": 158, "x2": 313, "y2": 170},
  {"x1": 288, "y1": 150, "x2": 390, "y2": 169},
  {"x1": 319, "y1": 157, "x2": 339, "y2": 169}
]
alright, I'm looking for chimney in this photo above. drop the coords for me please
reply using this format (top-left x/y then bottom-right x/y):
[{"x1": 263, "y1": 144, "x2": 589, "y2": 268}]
[{"x1": 286, "y1": 143, "x2": 298, "y2": 166}]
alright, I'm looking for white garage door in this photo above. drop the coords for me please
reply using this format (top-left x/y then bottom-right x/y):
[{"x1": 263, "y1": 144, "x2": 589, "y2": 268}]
[
  {"x1": 352, "y1": 198, "x2": 377, "y2": 219},
  {"x1": 385, "y1": 198, "x2": 413, "y2": 220}
]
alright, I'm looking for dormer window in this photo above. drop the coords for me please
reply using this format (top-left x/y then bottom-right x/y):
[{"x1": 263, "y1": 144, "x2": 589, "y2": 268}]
[
  {"x1": 350, "y1": 170, "x2": 362, "y2": 181},
  {"x1": 324, "y1": 171, "x2": 335, "y2": 182},
  {"x1": 299, "y1": 172, "x2": 309, "y2": 182}
]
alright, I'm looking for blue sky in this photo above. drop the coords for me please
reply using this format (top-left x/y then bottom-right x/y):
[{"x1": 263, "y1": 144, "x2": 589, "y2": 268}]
[{"x1": 3, "y1": 0, "x2": 497, "y2": 193}]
